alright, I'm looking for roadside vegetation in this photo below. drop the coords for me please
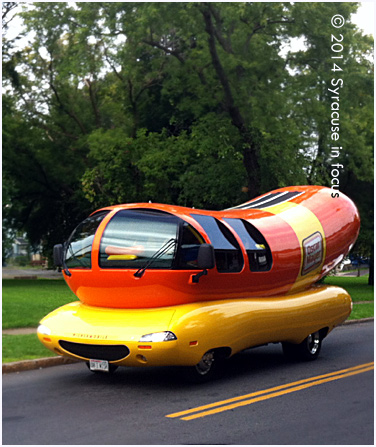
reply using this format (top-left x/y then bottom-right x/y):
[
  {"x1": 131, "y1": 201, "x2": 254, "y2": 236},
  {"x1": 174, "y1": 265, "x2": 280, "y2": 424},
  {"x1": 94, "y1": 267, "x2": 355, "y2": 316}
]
[
  {"x1": 2, "y1": 275, "x2": 373, "y2": 363},
  {"x1": 2, "y1": 334, "x2": 56, "y2": 363},
  {"x1": 323, "y1": 274, "x2": 374, "y2": 321},
  {"x1": 2, "y1": 279, "x2": 77, "y2": 329},
  {"x1": 2, "y1": 279, "x2": 76, "y2": 363},
  {"x1": 324, "y1": 274, "x2": 373, "y2": 303}
]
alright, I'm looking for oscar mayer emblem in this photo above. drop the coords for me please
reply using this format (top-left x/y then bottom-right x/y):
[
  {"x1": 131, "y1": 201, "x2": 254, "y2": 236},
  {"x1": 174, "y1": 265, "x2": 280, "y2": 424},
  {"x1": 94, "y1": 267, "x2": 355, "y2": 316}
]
[{"x1": 302, "y1": 231, "x2": 323, "y2": 275}]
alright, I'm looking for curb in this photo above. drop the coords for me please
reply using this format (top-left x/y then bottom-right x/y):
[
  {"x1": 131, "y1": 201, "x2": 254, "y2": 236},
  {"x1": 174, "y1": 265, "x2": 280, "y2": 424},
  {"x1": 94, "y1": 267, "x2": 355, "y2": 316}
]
[
  {"x1": 2, "y1": 318, "x2": 373, "y2": 374},
  {"x1": 2, "y1": 356, "x2": 79, "y2": 374},
  {"x1": 342, "y1": 317, "x2": 374, "y2": 325}
]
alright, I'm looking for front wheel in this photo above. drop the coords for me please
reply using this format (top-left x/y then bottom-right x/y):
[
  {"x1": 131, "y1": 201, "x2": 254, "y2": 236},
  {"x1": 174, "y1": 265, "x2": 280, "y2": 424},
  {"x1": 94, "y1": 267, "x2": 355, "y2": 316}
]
[{"x1": 282, "y1": 331, "x2": 322, "y2": 361}]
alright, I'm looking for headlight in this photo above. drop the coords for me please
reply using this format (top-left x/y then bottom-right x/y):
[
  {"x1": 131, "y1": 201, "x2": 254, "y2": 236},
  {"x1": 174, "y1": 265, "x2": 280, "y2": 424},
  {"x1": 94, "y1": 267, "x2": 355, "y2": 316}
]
[
  {"x1": 37, "y1": 324, "x2": 51, "y2": 336},
  {"x1": 139, "y1": 331, "x2": 177, "y2": 342}
]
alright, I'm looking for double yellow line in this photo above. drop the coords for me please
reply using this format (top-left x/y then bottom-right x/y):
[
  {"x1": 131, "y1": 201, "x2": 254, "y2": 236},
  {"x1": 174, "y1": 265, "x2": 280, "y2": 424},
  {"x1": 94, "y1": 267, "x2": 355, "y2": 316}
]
[{"x1": 166, "y1": 362, "x2": 374, "y2": 421}]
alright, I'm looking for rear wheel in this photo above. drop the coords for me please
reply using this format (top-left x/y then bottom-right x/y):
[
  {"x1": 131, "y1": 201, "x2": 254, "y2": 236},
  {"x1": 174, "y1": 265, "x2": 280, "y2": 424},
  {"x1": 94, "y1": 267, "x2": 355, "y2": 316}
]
[{"x1": 282, "y1": 331, "x2": 322, "y2": 361}]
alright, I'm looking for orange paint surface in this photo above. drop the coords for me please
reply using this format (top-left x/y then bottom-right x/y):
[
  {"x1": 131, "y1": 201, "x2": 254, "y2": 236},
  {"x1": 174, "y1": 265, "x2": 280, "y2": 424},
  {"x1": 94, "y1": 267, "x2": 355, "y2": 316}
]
[{"x1": 63, "y1": 186, "x2": 360, "y2": 309}]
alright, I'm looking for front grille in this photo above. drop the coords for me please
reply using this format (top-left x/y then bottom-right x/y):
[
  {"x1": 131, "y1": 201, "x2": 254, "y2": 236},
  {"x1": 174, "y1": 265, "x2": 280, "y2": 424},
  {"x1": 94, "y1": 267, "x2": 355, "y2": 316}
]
[{"x1": 59, "y1": 340, "x2": 129, "y2": 361}]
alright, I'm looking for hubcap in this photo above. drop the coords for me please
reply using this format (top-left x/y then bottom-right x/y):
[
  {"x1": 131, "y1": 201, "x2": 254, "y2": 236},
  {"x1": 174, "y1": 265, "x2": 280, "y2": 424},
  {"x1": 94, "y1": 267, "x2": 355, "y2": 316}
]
[
  {"x1": 307, "y1": 332, "x2": 320, "y2": 355},
  {"x1": 195, "y1": 351, "x2": 215, "y2": 375}
]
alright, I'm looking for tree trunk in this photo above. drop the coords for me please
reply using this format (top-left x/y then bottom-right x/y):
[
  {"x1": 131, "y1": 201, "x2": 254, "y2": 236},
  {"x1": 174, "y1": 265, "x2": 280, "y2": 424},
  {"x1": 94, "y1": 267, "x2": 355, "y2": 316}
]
[
  {"x1": 201, "y1": 5, "x2": 261, "y2": 198},
  {"x1": 368, "y1": 252, "x2": 374, "y2": 286}
]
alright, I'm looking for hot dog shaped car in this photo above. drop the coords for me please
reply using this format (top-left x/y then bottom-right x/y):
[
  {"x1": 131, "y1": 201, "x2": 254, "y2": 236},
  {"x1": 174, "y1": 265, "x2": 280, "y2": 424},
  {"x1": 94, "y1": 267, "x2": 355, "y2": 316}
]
[{"x1": 38, "y1": 185, "x2": 360, "y2": 380}]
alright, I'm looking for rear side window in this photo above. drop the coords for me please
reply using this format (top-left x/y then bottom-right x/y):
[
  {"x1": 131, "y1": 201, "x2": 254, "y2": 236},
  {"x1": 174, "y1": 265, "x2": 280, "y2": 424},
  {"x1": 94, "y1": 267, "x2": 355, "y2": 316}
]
[
  {"x1": 191, "y1": 214, "x2": 244, "y2": 273},
  {"x1": 223, "y1": 218, "x2": 272, "y2": 272}
]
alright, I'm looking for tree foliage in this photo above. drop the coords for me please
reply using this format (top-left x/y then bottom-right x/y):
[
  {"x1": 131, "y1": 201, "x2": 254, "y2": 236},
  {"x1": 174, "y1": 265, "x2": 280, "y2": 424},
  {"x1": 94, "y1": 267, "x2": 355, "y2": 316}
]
[{"x1": 2, "y1": 2, "x2": 373, "y2": 260}]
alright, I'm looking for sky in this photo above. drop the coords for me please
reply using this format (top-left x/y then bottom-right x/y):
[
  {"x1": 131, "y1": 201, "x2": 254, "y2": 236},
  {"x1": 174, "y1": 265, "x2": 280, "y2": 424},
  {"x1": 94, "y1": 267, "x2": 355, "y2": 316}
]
[{"x1": 352, "y1": 1, "x2": 374, "y2": 35}]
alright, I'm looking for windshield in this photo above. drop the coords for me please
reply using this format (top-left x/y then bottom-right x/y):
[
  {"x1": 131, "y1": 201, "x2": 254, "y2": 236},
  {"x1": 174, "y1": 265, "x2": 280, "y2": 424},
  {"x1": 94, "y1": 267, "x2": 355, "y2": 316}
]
[
  {"x1": 65, "y1": 211, "x2": 109, "y2": 268},
  {"x1": 99, "y1": 210, "x2": 180, "y2": 269}
]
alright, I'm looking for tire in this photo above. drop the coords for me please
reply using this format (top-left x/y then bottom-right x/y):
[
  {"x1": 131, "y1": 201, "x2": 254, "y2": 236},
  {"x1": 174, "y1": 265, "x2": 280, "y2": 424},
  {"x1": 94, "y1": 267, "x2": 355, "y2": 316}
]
[
  {"x1": 183, "y1": 350, "x2": 219, "y2": 383},
  {"x1": 282, "y1": 331, "x2": 322, "y2": 361}
]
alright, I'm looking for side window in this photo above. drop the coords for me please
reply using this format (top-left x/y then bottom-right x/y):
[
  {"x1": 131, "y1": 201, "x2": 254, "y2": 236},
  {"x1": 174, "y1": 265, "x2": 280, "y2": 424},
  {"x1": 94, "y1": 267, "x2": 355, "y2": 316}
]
[
  {"x1": 65, "y1": 211, "x2": 109, "y2": 269},
  {"x1": 222, "y1": 218, "x2": 272, "y2": 272},
  {"x1": 191, "y1": 214, "x2": 244, "y2": 273},
  {"x1": 176, "y1": 223, "x2": 204, "y2": 269}
]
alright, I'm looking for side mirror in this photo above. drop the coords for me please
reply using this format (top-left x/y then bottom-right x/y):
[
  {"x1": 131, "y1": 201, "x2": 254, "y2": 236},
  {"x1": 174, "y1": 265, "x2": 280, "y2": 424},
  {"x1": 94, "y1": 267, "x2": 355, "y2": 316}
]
[
  {"x1": 197, "y1": 243, "x2": 215, "y2": 270},
  {"x1": 53, "y1": 244, "x2": 64, "y2": 268},
  {"x1": 192, "y1": 244, "x2": 215, "y2": 283}
]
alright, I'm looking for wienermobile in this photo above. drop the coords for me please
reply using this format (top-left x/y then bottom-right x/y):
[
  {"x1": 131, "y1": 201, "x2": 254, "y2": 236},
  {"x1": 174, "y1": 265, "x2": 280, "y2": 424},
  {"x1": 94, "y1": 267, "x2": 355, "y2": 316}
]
[{"x1": 38, "y1": 185, "x2": 360, "y2": 380}]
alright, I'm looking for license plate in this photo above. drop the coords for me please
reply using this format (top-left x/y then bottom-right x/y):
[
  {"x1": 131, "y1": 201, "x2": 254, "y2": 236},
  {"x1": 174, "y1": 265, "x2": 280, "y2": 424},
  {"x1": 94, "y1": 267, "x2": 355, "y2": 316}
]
[{"x1": 89, "y1": 359, "x2": 109, "y2": 372}]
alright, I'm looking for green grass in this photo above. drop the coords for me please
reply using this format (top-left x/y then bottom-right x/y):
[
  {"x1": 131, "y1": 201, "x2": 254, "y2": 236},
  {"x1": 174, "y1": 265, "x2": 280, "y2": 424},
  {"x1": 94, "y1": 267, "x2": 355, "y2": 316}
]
[
  {"x1": 2, "y1": 333, "x2": 56, "y2": 363},
  {"x1": 323, "y1": 275, "x2": 374, "y2": 302},
  {"x1": 348, "y1": 302, "x2": 374, "y2": 320},
  {"x1": 2, "y1": 279, "x2": 77, "y2": 329},
  {"x1": 323, "y1": 275, "x2": 374, "y2": 320}
]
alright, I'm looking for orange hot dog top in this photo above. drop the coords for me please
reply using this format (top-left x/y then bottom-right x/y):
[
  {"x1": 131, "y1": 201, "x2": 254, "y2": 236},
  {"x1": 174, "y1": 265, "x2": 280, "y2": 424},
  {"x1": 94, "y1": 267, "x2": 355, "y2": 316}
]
[{"x1": 62, "y1": 186, "x2": 360, "y2": 308}]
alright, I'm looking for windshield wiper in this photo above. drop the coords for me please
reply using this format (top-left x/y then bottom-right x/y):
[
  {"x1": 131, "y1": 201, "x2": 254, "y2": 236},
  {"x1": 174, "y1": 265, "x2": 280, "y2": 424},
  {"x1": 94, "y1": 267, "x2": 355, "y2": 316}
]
[
  {"x1": 134, "y1": 238, "x2": 177, "y2": 278},
  {"x1": 67, "y1": 242, "x2": 92, "y2": 268}
]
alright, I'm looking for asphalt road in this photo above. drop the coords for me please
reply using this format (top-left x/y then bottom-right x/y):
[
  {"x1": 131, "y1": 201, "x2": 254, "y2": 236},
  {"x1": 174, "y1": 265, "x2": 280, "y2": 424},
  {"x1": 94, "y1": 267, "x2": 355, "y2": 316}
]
[{"x1": 2, "y1": 321, "x2": 374, "y2": 445}]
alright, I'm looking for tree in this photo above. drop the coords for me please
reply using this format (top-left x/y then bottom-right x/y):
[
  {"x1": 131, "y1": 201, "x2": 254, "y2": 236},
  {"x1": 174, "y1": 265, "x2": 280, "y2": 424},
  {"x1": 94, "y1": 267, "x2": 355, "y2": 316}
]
[
  {"x1": 2, "y1": 2, "x2": 373, "y2": 260},
  {"x1": 286, "y1": 2, "x2": 373, "y2": 187},
  {"x1": 2, "y1": 94, "x2": 91, "y2": 259}
]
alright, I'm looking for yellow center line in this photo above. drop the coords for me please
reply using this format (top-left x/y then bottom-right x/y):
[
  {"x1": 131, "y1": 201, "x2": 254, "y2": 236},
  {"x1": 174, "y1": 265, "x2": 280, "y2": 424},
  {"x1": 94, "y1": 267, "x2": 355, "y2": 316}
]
[
  {"x1": 182, "y1": 366, "x2": 373, "y2": 420},
  {"x1": 166, "y1": 362, "x2": 374, "y2": 421}
]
